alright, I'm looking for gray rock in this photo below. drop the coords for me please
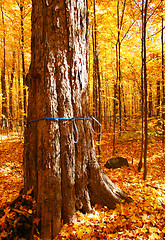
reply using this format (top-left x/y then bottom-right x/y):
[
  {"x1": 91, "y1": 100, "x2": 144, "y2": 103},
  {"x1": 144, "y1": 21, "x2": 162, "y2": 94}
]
[{"x1": 104, "y1": 157, "x2": 129, "y2": 169}]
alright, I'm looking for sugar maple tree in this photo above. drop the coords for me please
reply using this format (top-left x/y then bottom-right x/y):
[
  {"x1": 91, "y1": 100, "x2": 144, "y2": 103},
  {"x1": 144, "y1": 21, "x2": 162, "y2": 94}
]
[
  {"x1": 23, "y1": 0, "x2": 132, "y2": 238},
  {"x1": 0, "y1": 0, "x2": 165, "y2": 239}
]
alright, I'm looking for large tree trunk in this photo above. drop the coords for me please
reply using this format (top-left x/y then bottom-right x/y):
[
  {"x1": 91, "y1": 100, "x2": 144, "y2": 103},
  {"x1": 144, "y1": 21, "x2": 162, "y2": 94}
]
[{"x1": 24, "y1": 0, "x2": 132, "y2": 239}]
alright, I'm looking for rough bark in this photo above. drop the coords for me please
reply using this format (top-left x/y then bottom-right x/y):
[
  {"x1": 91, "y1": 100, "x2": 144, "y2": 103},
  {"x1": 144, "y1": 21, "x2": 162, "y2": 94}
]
[{"x1": 24, "y1": 0, "x2": 132, "y2": 239}]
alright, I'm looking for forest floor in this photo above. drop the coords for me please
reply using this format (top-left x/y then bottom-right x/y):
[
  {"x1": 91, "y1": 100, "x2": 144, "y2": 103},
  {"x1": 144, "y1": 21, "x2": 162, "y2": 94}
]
[{"x1": 0, "y1": 133, "x2": 165, "y2": 239}]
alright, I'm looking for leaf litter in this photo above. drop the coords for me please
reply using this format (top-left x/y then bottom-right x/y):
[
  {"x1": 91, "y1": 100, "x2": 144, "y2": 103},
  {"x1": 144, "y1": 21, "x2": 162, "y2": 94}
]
[{"x1": 0, "y1": 135, "x2": 165, "y2": 239}]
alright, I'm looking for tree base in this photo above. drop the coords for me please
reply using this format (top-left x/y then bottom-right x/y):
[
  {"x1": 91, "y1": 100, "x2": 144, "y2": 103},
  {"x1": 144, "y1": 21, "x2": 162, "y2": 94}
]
[{"x1": 0, "y1": 178, "x2": 133, "y2": 240}]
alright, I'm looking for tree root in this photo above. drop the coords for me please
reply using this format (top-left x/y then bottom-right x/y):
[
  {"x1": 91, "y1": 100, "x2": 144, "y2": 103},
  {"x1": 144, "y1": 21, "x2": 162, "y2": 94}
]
[{"x1": 89, "y1": 164, "x2": 133, "y2": 209}]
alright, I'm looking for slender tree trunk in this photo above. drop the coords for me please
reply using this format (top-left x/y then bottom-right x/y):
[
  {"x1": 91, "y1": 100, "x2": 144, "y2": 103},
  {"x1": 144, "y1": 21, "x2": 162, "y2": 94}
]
[
  {"x1": 92, "y1": 25, "x2": 97, "y2": 121},
  {"x1": 104, "y1": 79, "x2": 108, "y2": 130},
  {"x1": 17, "y1": 49, "x2": 23, "y2": 127},
  {"x1": 93, "y1": 0, "x2": 97, "y2": 120},
  {"x1": 1, "y1": 4, "x2": 8, "y2": 126},
  {"x1": 138, "y1": 0, "x2": 144, "y2": 172},
  {"x1": 113, "y1": 83, "x2": 117, "y2": 155},
  {"x1": 117, "y1": 0, "x2": 126, "y2": 135},
  {"x1": 157, "y1": 75, "x2": 160, "y2": 117},
  {"x1": 161, "y1": 0, "x2": 165, "y2": 149},
  {"x1": 24, "y1": 1, "x2": 132, "y2": 239},
  {"x1": 116, "y1": 0, "x2": 119, "y2": 129},
  {"x1": 118, "y1": 41, "x2": 122, "y2": 134},
  {"x1": 9, "y1": 51, "x2": 15, "y2": 129},
  {"x1": 20, "y1": 1, "x2": 26, "y2": 119},
  {"x1": 143, "y1": 0, "x2": 148, "y2": 180},
  {"x1": 122, "y1": 84, "x2": 127, "y2": 127},
  {"x1": 148, "y1": 82, "x2": 152, "y2": 118},
  {"x1": 93, "y1": 0, "x2": 101, "y2": 159}
]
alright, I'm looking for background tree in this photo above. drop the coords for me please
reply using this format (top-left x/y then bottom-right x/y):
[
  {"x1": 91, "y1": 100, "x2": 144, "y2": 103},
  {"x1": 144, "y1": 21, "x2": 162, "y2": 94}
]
[
  {"x1": 18, "y1": 0, "x2": 27, "y2": 118},
  {"x1": 92, "y1": 0, "x2": 102, "y2": 159},
  {"x1": 161, "y1": 0, "x2": 165, "y2": 148},
  {"x1": 143, "y1": 0, "x2": 149, "y2": 180},
  {"x1": 23, "y1": 0, "x2": 132, "y2": 239},
  {"x1": 1, "y1": 2, "x2": 8, "y2": 126}
]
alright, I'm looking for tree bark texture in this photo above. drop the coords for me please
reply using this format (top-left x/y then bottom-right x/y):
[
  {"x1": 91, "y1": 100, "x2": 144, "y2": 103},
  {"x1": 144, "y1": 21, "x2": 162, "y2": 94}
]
[{"x1": 24, "y1": 0, "x2": 132, "y2": 239}]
